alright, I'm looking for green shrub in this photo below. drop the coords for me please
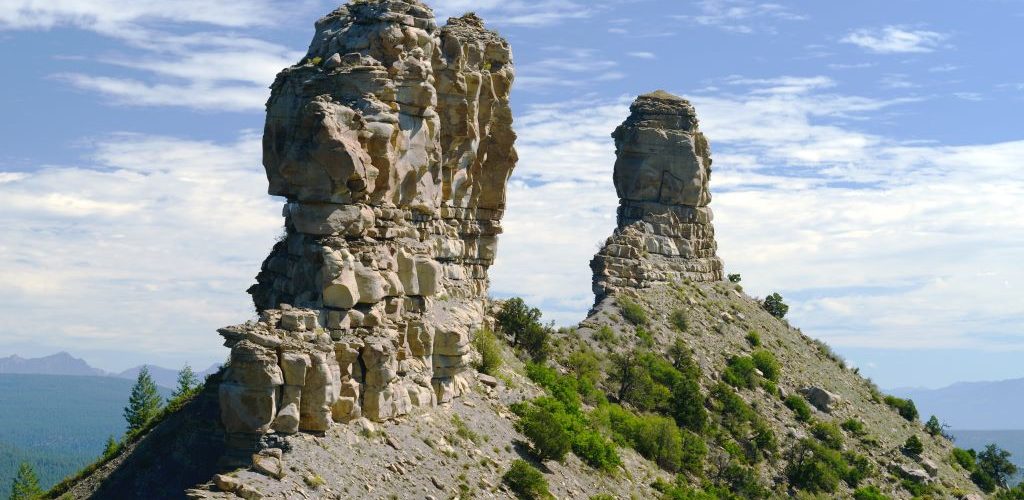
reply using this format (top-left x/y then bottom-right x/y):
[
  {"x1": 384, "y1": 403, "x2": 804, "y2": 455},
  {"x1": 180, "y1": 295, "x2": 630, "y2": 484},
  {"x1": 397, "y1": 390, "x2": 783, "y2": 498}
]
[
  {"x1": 728, "y1": 274, "x2": 742, "y2": 283},
  {"x1": 572, "y1": 429, "x2": 621, "y2": 471},
  {"x1": 719, "y1": 461, "x2": 769, "y2": 498},
  {"x1": 722, "y1": 355, "x2": 758, "y2": 389},
  {"x1": 670, "y1": 309, "x2": 688, "y2": 332},
  {"x1": 785, "y1": 394, "x2": 813, "y2": 422},
  {"x1": 472, "y1": 328, "x2": 503, "y2": 375},
  {"x1": 496, "y1": 298, "x2": 551, "y2": 361},
  {"x1": 952, "y1": 447, "x2": 977, "y2": 470},
  {"x1": 525, "y1": 363, "x2": 581, "y2": 412},
  {"x1": 10, "y1": 462, "x2": 43, "y2": 500},
  {"x1": 972, "y1": 469, "x2": 997, "y2": 493},
  {"x1": 618, "y1": 298, "x2": 648, "y2": 326},
  {"x1": 786, "y1": 439, "x2": 867, "y2": 493},
  {"x1": 670, "y1": 378, "x2": 707, "y2": 433},
  {"x1": 745, "y1": 330, "x2": 761, "y2": 347},
  {"x1": 516, "y1": 398, "x2": 573, "y2": 462},
  {"x1": 637, "y1": 327, "x2": 655, "y2": 348},
  {"x1": 924, "y1": 415, "x2": 942, "y2": 436},
  {"x1": 503, "y1": 460, "x2": 551, "y2": 499},
  {"x1": 902, "y1": 435, "x2": 923, "y2": 457},
  {"x1": 883, "y1": 396, "x2": 919, "y2": 422},
  {"x1": 600, "y1": 405, "x2": 705, "y2": 474},
  {"x1": 593, "y1": 325, "x2": 617, "y2": 345},
  {"x1": 750, "y1": 350, "x2": 780, "y2": 382},
  {"x1": 669, "y1": 339, "x2": 701, "y2": 379},
  {"x1": 853, "y1": 485, "x2": 891, "y2": 500},
  {"x1": 841, "y1": 418, "x2": 866, "y2": 436},
  {"x1": 762, "y1": 292, "x2": 789, "y2": 319},
  {"x1": 811, "y1": 421, "x2": 844, "y2": 450}
]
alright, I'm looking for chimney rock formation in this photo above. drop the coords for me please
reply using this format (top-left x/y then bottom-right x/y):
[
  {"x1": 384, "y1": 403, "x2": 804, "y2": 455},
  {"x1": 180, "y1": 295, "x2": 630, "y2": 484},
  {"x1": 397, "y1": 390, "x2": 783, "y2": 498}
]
[
  {"x1": 217, "y1": 0, "x2": 516, "y2": 447},
  {"x1": 591, "y1": 91, "x2": 723, "y2": 302}
]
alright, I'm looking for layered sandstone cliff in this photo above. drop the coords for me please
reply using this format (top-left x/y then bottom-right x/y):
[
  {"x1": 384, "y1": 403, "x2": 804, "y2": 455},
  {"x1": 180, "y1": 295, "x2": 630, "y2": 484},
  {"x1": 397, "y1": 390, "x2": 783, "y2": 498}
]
[
  {"x1": 591, "y1": 91, "x2": 724, "y2": 303},
  {"x1": 218, "y1": 0, "x2": 517, "y2": 445}
]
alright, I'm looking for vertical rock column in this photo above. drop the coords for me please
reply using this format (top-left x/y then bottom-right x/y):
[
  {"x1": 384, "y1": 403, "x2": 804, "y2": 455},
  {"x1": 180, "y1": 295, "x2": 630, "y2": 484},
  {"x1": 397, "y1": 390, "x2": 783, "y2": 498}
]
[
  {"x1": 591, "y1": 91, "x2": 724, "y2": 303},
  {"x1": 218, "y1": 0, "x2": 517, "y2": 443}
]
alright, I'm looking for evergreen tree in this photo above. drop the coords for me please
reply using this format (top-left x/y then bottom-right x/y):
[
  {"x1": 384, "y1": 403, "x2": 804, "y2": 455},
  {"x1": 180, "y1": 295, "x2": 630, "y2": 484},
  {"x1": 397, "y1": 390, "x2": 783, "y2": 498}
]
[
  {"x1": 925, "y1": 415, "x2": 943, "y2": 436},
  {"x1": 10, "y1": 462, "x2": 43, "y2": 500},
  {"x1": 124, "y1": 366, "x2": 161, "y2": 432},
  {"x1": 170, "y1": 363, "x2": 200, "y2": 401},
  {"x1": 977, "y1": 444, "x2": 1018, "y2": 489},
  {"x1": 103, "y1": 435, "x2": 119, "y2": 458}
]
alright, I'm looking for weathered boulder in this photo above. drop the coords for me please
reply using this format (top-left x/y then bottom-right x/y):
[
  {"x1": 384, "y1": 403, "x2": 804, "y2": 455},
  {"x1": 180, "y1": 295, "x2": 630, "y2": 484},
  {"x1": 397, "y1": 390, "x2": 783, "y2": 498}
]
[{"x1": 800, "y1": 386, "x2": 841, "y2": 413}]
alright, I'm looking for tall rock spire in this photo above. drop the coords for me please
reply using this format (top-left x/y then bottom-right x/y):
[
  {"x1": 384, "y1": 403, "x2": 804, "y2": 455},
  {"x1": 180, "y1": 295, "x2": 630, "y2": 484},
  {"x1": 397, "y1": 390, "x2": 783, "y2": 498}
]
[
  {"x1": 217, "y1": 0, "x2": 517, "y2": 450},
  {"x1": 591, "y1": 91, "x2": 724, "y2": 303}
]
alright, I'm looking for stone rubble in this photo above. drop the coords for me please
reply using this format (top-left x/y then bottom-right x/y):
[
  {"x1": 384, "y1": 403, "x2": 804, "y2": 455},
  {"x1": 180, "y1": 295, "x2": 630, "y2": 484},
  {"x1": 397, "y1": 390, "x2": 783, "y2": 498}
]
[
  {"x1": 218, "y1": 0, "x2": 516, "y2": 451},
  {"x1": 591, "y1": 90, "x2": 724, "y2": 303}
]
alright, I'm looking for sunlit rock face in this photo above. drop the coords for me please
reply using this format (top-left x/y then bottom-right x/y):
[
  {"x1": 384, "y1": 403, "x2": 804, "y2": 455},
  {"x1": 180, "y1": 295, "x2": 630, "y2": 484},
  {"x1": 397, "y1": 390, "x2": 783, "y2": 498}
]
[
  {"x1": 591, "y1": 91, "x2": 724, "y2": 303},
  {"x1": 218, "y1": 0, "x2": 516, "y2": 440}
]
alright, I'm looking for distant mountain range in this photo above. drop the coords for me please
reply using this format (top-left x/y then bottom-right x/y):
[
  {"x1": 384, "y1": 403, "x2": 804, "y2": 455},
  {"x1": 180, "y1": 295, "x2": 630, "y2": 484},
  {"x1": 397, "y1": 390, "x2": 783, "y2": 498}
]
[
  {"x1": 890, "y1": 377, "x2": 1024, "y2": 430},
  {"x1": 0, "y1": 352, "x2": 219, "y2": 389}
]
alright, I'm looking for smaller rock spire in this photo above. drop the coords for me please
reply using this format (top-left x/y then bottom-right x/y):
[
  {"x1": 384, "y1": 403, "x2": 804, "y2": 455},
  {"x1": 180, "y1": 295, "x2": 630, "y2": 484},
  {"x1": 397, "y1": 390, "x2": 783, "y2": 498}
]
[{"x1": 591, "y1": 91, "x2": 724, "y2": 303}]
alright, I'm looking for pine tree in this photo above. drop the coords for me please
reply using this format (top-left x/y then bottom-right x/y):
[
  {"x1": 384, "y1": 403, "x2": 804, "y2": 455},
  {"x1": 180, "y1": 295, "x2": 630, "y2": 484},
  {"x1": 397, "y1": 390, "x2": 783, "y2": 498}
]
[
  {"x1": 170, "y1": 363, "x2": 200, "y2": 401},
  {"x1": 10, "y1": 462, "x2": 43, "y2": 500},
  {"x1": 124, "y1": 366, "x2": 161, "y2": 433},
  {"x1": 925, "y1": 415, "x2": 943, "y2": 436},
  {"x1": 103, "y1": 435, "x2": 119, "y2": 458}
]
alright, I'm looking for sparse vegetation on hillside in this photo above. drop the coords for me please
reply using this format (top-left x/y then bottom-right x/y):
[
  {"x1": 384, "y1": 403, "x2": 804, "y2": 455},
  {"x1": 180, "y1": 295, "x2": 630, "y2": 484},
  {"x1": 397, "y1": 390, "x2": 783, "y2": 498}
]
[
  {"x1": 472, "y1": 328, "x2": 503, "y2": 375},
  {"x1": 124, "y1": 367, "x2": 161, "y2": 433},
  {"x1": 883, "y1": 395, "x2": 919, "y2": 422},
  {"x1": 503, "y1": 460, "x2": 551, "y2": 499}
]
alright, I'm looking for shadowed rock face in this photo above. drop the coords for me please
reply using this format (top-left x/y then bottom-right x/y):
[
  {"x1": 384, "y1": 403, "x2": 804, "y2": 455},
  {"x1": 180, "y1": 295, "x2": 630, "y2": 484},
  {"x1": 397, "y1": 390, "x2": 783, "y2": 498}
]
[
  {"x1": 218, "y1": 0, "x2": 516, "y2": 443},
  {"x1": 591, "y1": 91, "x2": 723, "y2": 303}
]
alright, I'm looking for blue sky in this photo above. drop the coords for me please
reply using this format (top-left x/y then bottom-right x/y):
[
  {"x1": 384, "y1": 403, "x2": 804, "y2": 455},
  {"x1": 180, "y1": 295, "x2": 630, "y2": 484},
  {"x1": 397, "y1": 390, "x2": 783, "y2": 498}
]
[{"x1": 0, "y1": 0, "x2": 1022, "y2": 389}]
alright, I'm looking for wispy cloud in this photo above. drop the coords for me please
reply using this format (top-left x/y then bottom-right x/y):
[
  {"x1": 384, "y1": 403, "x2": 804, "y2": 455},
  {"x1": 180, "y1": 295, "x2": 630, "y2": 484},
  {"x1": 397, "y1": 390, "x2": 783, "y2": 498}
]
[
  {"x1": 517, "y1": 48, "x2": 622, "y2": 90},
  {"x1": 0, "y1": 0, "x2": 284, "y2": 38},
  {"x1": 842, "y1": 26, "x2": 949, "y2": 54},
  {"x1": 0, "y1": 2, "x2": 305, "y2": 112},
  {"x1": 430, "y1": 0, "x2": 599, "y2": 27},
  {"x1": 628, "y1": 51, "x2": 657, "y2": 59},
  {"x1": 675, "y1": 0, "x2": 806, "y2": 34}
]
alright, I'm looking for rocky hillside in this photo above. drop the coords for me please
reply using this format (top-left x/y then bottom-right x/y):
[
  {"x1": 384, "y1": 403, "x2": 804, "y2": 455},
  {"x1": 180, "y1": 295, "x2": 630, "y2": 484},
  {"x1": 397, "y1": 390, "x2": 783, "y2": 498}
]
[{"x1": 47, "y1": 1, "x2": 998, "y2": 499}]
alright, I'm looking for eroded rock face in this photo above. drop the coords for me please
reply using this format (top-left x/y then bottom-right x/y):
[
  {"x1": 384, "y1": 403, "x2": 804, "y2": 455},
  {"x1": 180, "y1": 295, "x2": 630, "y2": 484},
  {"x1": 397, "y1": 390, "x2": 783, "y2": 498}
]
[
  {"x1": 591, "y1": 91, "x2": 724, "y2": 302},
  {"x1": 220, "y1": 0, "x2": 516, "y2": 438}
]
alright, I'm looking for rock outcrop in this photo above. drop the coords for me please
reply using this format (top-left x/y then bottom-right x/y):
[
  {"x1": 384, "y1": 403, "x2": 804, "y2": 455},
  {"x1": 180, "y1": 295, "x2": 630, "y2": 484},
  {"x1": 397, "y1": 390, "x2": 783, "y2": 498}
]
[
  {"x1": 218, "y1": 0, "x2": 516, "y2": 446},
  {"x1": 590, "y1": 91, "x2": 724, "y2": 302}
]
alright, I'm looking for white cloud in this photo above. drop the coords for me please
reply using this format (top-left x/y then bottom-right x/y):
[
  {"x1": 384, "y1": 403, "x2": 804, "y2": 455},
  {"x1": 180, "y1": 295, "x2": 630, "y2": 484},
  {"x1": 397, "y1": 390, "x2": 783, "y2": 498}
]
[
  {"x1": 489, "y1": 80, "x2": 1024, "y2": 353},
  {"x1": 430, "y1": 0, "x2": 598, "y2": 27},
  {"x1": 0, "y1": 0, "x2": 283, "y2": 38},
  {"x1": 0, "y1": 1, "x2": 302, "y2": 112},
  {"x1": 0, "y1": 133, "x2": 280, "y2": 368},
  {"x1": 517, "y1": 48, "x2": 622, "y2": 91},
  {"x1": 628, "y1": 51, "x2": 656, "y2": 59},
  {"x1": 675, "y1": 0, "x2": 806, "y2": 34},
  {"x1": 842, "y1": 26, "x2": 949, "y2": 54}
]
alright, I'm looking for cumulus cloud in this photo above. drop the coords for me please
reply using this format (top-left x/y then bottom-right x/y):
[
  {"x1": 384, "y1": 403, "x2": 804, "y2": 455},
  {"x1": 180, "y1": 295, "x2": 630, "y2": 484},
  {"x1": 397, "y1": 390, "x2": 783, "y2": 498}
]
[
  {"x1": 0, "y1": 133, "x2": 280, "y2": 368},
  {"x1": 842, "y1": 26, "x2": 949, "y2": 54},
  {"x1": 489, "y1": 79, "x2": 1024, "y2": 352}
]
